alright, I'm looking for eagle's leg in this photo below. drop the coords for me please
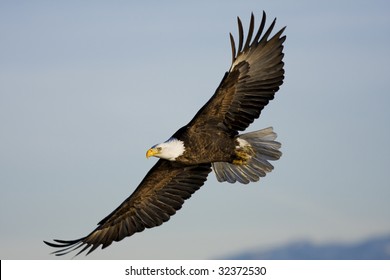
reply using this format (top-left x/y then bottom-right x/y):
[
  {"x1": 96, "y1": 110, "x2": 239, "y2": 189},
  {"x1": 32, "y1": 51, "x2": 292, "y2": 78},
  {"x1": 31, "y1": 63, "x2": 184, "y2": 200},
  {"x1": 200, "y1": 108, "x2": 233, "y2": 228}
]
[{"x1": 232, "y1": 145, "x2": 255, "y2": 165}]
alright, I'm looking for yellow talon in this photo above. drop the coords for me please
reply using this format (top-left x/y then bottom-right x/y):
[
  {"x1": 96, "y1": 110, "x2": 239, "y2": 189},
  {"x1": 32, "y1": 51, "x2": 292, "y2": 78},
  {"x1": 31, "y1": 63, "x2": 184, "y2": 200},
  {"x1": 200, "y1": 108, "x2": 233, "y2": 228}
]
[
  {"x1": 233, "y1": 159, "x2": 245, "y2": 165},
  {"x1": 233, "y1": 146, "x2": 254, "y2": 165}
]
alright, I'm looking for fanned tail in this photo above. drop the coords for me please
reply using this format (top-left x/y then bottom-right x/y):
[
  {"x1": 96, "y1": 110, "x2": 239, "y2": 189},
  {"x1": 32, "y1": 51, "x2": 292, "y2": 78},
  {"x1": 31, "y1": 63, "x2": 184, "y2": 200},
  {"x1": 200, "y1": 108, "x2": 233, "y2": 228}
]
[{"x1": 212, "y1": 127, "x2": 281, "y2": 184}]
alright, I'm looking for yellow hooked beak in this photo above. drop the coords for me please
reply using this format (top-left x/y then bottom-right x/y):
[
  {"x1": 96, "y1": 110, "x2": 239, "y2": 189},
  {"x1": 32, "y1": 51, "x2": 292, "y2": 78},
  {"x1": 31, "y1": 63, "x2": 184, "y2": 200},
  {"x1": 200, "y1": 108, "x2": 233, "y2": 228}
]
[{"x1": 146, "y1": 148, "x2": 159, "y2": 158}]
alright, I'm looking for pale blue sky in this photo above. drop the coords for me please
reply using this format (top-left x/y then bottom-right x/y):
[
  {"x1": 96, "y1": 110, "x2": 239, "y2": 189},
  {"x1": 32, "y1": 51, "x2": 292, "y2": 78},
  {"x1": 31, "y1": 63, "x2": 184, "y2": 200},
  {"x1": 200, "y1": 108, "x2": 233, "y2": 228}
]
[{"x1": 1, "y1": 0, "x2": 389, "y2": 259}]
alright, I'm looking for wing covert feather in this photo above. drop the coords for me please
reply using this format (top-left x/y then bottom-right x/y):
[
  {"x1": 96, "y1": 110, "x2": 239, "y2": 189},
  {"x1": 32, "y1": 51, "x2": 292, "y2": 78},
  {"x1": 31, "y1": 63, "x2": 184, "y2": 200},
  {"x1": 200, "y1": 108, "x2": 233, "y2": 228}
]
[{"x1": 188, "y1": 12, "x2": 286, "y2": 133}]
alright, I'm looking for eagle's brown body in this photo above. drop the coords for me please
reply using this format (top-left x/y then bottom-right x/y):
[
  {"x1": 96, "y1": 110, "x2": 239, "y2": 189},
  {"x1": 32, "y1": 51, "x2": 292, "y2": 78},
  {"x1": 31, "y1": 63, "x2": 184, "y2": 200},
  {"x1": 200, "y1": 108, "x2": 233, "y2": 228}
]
[{"x1": 173, "y1": 125, "x2": 237, "y2": 164}]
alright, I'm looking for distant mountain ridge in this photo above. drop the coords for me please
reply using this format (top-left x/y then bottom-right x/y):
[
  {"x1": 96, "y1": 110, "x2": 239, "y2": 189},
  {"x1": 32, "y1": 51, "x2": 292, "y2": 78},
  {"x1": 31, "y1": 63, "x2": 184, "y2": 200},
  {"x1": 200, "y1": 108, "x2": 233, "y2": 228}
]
[{"x1": 224, "y1": 234, "x2": 390, "y2": 260}]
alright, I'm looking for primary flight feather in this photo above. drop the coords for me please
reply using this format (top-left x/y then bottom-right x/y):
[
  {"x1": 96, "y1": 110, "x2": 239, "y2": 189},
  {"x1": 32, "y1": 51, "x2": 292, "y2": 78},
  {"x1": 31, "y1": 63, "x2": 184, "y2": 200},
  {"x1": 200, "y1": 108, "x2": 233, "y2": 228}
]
[{"x1": 44, "y1": 11, "x2": 286, "y2": 256}]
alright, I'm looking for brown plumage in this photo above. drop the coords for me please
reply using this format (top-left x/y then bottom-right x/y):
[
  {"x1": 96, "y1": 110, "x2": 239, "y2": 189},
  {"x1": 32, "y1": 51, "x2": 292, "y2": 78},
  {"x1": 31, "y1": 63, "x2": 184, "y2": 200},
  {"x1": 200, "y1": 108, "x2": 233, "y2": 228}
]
[
  {"x1": 44, "y1": 161, "x2": 211, "y2": 256},
  {"x1": 189, "y1": 12, "x2": 285, "y2": 133},
  {"x1": 44, "y1": 11, "x2": 286, "y2": 256}
]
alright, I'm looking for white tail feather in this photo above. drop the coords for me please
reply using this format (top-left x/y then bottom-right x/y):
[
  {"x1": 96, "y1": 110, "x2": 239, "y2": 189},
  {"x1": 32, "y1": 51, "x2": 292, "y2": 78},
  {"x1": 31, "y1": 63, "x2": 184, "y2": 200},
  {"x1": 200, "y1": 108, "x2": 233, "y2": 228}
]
[{"x1": 212, "y1": 127, "x2": 281, "y2": 184}]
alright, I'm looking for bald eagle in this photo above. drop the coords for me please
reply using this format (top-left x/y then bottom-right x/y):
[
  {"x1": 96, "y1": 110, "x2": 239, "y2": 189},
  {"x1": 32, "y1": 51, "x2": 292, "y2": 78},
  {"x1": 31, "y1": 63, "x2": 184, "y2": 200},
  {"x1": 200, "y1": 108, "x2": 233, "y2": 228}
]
[{"x1": 44, "y1": 11, "x2": 286, "y2": 256}]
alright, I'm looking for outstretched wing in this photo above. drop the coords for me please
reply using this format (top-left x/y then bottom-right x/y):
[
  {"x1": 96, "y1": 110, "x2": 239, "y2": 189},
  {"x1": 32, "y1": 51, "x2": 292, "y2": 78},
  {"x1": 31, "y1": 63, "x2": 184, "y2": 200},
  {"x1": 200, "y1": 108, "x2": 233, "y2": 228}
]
[
  {"x1": 44, "y1": 160, "x2": 211, "y2": 256},
  {"x1": 188, "y1": 12, "x2": 286, "y2": 133}
]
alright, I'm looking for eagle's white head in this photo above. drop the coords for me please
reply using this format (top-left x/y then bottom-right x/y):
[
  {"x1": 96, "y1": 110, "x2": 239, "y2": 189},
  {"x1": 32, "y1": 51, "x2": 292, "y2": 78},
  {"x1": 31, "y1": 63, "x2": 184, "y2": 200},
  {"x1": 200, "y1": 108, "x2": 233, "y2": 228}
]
[{"x1": 146, "y1": 137, "x2": 185, "y2": 161}]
